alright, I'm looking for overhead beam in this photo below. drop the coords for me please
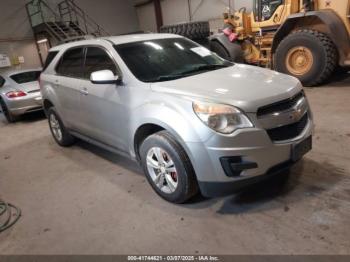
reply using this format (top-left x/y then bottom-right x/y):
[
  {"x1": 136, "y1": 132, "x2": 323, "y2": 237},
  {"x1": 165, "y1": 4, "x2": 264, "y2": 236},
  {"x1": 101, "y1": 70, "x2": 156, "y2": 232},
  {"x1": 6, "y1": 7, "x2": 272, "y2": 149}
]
[{"x1": 153, "y1": 0, "x2": 163, "y2": 32}]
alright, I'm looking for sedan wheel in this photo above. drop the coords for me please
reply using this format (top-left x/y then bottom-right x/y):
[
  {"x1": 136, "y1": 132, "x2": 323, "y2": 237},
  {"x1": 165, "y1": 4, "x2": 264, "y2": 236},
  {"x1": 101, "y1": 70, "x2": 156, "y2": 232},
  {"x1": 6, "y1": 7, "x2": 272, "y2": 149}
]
[{"x1": 0, "y1": 99, "x2": 18, "y2": 123}]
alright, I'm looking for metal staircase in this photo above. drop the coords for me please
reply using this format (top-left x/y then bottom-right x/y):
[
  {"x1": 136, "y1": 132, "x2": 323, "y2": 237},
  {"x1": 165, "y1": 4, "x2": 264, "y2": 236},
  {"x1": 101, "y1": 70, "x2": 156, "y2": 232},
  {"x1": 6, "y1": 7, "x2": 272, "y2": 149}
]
[{"x1": 26, "y1": 0, "x2": 109, "y2": 45}]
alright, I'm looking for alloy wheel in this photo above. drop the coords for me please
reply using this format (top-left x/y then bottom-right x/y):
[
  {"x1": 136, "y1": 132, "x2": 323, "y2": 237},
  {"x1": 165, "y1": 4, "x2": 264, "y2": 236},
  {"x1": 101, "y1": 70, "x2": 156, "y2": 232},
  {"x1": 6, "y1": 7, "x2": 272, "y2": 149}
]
[
  {"x1": 146, "y1": 147, "x2": 178, "y2": 194},
  {"x1": 49, "y1": 113, "x2": 63, "y2": 142}
]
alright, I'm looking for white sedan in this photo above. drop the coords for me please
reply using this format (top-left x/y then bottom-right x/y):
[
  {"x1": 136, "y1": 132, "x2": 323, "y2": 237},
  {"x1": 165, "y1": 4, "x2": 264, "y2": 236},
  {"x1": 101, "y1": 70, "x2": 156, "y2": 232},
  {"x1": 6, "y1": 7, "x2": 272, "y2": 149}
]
[{"x1": 0, "y1": 69, "x2": 43, "y2": 122}]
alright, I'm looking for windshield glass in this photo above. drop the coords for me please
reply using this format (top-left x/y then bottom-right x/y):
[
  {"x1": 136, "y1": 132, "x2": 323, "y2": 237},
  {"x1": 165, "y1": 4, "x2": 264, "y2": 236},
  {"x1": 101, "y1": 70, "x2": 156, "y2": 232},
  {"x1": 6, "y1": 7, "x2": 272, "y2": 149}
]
[
  {"x1": 114, "y1": 38, "x2": 233, "y2": 82},
  {"x1": 10, "y1": 71, "x2": 41, "y2": 84}
]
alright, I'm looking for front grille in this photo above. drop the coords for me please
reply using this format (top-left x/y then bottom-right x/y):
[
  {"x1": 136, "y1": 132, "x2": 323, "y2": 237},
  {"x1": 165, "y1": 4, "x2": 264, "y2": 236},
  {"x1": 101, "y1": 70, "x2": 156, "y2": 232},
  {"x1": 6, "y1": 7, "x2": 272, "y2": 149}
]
[
  {"x1": 266, "y1": 113, "x2": 308, "y2": 141},
  {"x1": 257, "y1": 92, "x2": 304, "y2": 117}
]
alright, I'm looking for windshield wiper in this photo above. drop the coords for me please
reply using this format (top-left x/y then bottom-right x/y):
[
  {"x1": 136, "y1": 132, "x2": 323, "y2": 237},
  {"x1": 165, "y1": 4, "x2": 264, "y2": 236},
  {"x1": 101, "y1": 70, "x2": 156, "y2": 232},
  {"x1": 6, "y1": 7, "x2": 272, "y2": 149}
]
[
  {"x1": 146, "y1": 74, "x2": 185, "y2": 82},
  {"x1": 180, "y1": 64, "x2": 231, "y2": 76},
  {"x1": 146, "y1": 64, "x2": 232, "y2": 82}
]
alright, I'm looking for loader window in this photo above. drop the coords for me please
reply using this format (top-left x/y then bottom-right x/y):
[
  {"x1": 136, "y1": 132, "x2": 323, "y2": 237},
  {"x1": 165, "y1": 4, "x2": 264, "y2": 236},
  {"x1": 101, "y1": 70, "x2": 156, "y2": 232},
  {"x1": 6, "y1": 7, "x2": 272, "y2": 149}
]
[
  {"x1": 255, "y1": 0, "x2": 284, "y2": 21},
  {"x1": 303, "y1": 0, "x2": 315, "y2": 11}
]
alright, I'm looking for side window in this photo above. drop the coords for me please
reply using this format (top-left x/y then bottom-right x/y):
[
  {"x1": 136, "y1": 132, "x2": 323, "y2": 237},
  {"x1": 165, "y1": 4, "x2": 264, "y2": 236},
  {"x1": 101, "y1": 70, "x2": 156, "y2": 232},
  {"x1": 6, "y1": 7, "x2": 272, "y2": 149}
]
[
  {"x1": 56, "y1": 48, "x2": 85, "y2": 78},
  {"x1": 84, "y1": 47, "x2": 117, "y2": 79},
  {"x1": 0, "y1": 76, "x2": 5, "y2": 87},
  {"x1": 261, "y1": 0, "x2": 283, "y2": 21}
]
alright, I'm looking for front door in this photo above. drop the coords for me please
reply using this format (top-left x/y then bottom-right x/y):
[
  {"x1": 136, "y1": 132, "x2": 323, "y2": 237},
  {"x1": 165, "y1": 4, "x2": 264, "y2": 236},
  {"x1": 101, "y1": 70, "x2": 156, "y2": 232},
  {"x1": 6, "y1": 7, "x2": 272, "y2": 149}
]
[
  {"x1": 55, "y1": 47, "x2": 85, "y2": 130},
  {"x1": 79, "y1": 46, "x2": 127, "y2": 151}
]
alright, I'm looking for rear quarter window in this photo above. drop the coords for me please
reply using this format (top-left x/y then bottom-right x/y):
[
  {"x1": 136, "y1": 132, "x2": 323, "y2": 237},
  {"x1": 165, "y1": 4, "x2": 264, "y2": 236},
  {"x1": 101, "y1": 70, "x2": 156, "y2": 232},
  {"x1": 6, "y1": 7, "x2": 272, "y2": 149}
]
[
  {"x1": 10, "y1": 71, "x2": 41, "y2": 84},
  {"x1": 43, "y1": 51, "x2": 59, "y2": 71},
  {"x1": 56, "y1": 47, "x2": 85, "y2": 78}
]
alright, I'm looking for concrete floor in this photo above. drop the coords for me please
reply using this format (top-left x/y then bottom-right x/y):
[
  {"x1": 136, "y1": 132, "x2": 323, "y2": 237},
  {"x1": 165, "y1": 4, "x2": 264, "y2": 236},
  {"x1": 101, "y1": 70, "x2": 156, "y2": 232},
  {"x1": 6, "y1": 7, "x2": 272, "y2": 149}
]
[{"x1": 0, "y1": 74, "x2": 350, "y2": 255}]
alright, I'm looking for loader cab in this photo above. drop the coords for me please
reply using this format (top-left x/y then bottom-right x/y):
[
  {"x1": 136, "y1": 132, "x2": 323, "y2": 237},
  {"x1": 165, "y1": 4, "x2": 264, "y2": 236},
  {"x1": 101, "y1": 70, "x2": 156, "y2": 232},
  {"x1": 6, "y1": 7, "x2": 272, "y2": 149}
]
[
  {"x1": 253, "y1": 0, "x2": 284, "y2": 22},
  {"x1": 250, "y1": 0, "x2": 296, "y2": 32}
]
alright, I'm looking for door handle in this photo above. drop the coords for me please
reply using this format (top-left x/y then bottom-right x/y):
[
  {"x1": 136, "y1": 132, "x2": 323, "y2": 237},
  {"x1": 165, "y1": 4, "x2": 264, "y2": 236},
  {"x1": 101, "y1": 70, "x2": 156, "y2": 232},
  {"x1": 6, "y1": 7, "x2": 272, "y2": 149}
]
[{"x1": 80, "y1": 88, "x2": 89, "y2": 95}]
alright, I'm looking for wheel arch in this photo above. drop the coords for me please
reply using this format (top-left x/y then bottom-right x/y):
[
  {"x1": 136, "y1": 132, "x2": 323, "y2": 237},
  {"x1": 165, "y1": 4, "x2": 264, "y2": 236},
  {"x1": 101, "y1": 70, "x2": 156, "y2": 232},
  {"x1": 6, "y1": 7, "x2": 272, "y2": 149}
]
[
  {"x1": 272, "y1": 10, "x2": 350, "y2": 66},
  {"x1": 132, "y1": 120, "x2": 197, "y2": 168},
  {"x1": 43, "y1": 99, "x2": 54, "y2": 112},
  {"x1": 133, "y1": 123, "x2": 165, "y2": 162}
]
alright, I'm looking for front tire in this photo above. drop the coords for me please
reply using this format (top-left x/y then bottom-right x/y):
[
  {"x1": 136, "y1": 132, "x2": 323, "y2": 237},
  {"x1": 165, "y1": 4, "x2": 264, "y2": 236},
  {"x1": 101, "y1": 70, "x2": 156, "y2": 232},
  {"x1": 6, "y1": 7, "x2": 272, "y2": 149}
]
[
  {"x1": 47, "y1": 107, "x2": 75, "y2": 147},
  {"x1": 139, "y1": 131, "x2": 198, "y2": 203},
  {"x1": 274, "y1": 29, "x2": 337, "y2": 87}
]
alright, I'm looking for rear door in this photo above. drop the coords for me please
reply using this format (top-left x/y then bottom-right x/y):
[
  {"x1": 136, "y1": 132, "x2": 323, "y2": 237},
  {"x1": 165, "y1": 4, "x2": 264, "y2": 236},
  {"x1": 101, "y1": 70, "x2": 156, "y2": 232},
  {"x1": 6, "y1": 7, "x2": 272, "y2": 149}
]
[
  {"x1": 78, "y1": 46, "x2": 127, "y2": 151},
  {"x1": 55, "y1": 47, "x2": 85, "y2": 130}
]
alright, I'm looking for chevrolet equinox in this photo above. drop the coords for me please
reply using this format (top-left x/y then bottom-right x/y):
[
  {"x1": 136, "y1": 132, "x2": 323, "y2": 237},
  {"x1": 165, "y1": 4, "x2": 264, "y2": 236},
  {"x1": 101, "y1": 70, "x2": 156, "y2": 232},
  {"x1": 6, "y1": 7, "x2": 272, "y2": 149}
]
[{"x1": 40, "y1": 34, "x2": 313, "y2": 203}]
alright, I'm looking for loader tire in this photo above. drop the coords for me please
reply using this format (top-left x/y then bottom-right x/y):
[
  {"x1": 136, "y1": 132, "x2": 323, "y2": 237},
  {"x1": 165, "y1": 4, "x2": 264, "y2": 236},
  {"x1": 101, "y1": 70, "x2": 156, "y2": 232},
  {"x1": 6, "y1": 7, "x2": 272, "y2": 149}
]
[
  {"x1": 210, "y1": 41, "x2": 243, "y2": 62},
  {"x1": 210, "y1": 41, "x2": 231, "y2": 61},
  {"x1": 274, "y1": 29, "x2": 337, "y2": 87}
]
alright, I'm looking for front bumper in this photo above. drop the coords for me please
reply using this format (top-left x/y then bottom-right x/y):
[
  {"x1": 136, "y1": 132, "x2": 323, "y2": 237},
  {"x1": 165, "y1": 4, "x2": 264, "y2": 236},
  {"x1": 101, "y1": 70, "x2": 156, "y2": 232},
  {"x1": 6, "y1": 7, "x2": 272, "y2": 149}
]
[
  {"x1": 186, "y1": 115, "x2": 313, "y2": 197},
  {"x1": 6, "y1": 92, "x2": 43, "y2": 115},
  {"x1": 199, "y1": 160, "x2": 294, "y2": 197}
]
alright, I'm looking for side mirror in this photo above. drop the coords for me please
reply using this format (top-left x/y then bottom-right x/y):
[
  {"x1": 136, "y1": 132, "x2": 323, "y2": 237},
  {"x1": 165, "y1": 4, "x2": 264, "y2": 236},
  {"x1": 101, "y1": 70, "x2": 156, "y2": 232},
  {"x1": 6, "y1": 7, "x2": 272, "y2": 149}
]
[{"x1": 90, "y1": 70, "x2": 120, "y2": 84}]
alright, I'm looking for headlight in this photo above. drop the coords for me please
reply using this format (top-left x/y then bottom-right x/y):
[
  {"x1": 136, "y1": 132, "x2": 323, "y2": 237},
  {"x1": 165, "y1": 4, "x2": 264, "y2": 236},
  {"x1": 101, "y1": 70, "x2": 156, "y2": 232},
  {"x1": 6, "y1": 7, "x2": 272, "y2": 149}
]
[{"x1": 193, "y1": 101, "x2": 253, "y2": 134}]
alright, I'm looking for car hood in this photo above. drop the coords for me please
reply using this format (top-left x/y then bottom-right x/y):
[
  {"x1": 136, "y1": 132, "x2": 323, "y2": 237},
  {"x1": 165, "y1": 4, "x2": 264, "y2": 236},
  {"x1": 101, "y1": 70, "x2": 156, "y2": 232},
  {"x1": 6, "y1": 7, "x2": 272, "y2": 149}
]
[{"x1": 151, "y1": 64, "x2": 302, "y2": 112}]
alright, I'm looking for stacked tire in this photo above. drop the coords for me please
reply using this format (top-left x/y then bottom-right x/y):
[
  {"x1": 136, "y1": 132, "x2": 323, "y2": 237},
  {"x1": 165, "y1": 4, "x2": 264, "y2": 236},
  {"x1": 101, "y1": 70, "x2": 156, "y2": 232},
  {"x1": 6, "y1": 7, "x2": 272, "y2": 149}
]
[{"x1": 160, "y1": 21, "x2": 210, "y2": 41}]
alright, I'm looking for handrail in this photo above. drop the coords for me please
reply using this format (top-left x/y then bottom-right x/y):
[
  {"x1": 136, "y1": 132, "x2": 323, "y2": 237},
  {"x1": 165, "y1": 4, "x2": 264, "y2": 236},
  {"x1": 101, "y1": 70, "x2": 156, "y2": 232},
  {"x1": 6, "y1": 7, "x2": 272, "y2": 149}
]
[
  {"x1": 38, "y1": 0, "x2": 61, "y2": 22},
  {"x1": 60, "y1": 0, "x2": 110, "y2": 36},
  {"x1": 26, "y1": 0, "x2": 109, "y2": 43}
]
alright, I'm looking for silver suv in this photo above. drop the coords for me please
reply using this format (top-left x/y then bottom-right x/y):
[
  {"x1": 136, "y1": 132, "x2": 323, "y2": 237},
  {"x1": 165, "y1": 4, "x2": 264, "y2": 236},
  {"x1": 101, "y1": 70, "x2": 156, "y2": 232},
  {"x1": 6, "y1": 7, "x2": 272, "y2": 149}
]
[{"x1": 40, "y1": 34, "x2": 313, "y2": 203}]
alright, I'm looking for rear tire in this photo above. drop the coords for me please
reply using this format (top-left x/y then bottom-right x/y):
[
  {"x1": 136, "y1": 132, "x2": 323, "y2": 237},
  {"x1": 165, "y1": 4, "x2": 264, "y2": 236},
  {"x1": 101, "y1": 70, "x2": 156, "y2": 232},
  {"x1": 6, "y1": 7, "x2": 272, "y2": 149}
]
[
  {"x1": 274, "y1": 29, "x2": 337, "y2": 87},
  {"x1": 140, "y1": 131, "x2": 198, "y2": 203},
  {"x1": 210, "y1": 41, "x2": 243, "y2": 62},
  {"x1": 210, "y1": 41, "x2": 231, "y2": 61},
  {"x1": 0, "y1": 98, "x2": 19, "y2": 123},
  {"x1": 47, "y1": 107, "x2": 75, "y2": 147}
]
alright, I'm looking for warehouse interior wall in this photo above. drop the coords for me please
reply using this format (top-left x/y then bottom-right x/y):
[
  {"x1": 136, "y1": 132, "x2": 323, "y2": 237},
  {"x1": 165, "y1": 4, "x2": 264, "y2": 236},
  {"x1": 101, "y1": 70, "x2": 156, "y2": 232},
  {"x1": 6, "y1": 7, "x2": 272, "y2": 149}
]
[
  {"x1": 0, "y1": 0, "x2": 139, "y2": 70},
  {"x1": 74, "y1": 0, "x2": 139, "y2": 36},
  {"x1": 135, "y1": 0, "x2": 253, "y2": 33},
  {"x1": 136, "y1": 3, "x2": 158, "y2": 33},
  {"x1": 0, "y1": 40, "x2": 42, "y2": 71}
]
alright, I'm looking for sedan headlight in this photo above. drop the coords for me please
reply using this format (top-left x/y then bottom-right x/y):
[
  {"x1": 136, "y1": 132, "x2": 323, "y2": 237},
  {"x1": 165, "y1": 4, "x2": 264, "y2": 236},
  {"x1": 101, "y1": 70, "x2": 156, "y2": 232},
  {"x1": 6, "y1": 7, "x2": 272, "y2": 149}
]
[{"x1": 193, "y1": 101, "x2": 253, "y2": 134}]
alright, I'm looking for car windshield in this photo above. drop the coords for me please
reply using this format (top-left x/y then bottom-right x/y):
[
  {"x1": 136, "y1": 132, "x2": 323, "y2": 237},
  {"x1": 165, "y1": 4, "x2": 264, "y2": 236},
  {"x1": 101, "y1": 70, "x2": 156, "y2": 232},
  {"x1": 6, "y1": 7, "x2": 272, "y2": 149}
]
[
  {"x1": 10, "y1": 71, "x2": 41, "y2": 84},
  {"x1": 114, "y1": 38, "x2": 233, "y2": 82}
]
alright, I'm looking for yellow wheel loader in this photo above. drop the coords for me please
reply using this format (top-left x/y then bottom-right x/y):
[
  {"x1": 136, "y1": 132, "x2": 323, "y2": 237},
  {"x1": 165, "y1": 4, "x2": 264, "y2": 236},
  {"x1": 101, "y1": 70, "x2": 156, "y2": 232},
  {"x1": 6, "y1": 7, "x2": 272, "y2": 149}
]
[{"x1": 209, "y1": 0, "x2": 350, "y2": 86}]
